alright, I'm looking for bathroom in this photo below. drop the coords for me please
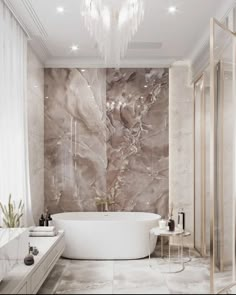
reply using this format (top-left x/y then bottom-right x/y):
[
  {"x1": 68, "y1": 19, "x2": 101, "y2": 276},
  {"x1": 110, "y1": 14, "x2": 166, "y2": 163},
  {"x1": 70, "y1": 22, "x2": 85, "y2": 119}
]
[{"x1": 0, "y1": 0, "x2": 236, "y2": 294}]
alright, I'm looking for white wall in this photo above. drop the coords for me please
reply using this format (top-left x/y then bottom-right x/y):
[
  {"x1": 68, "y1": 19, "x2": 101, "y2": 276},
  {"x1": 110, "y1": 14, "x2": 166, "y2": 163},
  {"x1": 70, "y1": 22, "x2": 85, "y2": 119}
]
[
  {"x1": 169, "y1": 65, "x2": 194, "y2": 247},
  {"x1": 27, "y1": 46, "x2": 44, "y2": 224}
]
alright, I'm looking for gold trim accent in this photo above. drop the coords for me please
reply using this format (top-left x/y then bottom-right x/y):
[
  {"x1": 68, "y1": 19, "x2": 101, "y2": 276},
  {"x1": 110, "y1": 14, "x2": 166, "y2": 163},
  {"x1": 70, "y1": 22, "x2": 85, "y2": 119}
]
[
  {"x1": 193, "y1": 74, "x2": 209, "y2": 257},
  {"x1": 201, "y1": 74, "x2": 207, "y2": 257},
  {"x1": 219, "y1": 60, "x2": 224, "y2": 272},
  {"x1": 193, "y1": 75, "x2": 204, "y2": 255},
  {"x1": 232, "y1": 32, "x2": 236, "y2": 283},
  {"x1": 210, "y1": 17, "x2": 216, "y2": 295},
  {"x1": 217, "y1": 282, "x2": 236, "y2": 294},
  {"x1": 213, "y1": 17, "x2": 236, "y2": 36}
]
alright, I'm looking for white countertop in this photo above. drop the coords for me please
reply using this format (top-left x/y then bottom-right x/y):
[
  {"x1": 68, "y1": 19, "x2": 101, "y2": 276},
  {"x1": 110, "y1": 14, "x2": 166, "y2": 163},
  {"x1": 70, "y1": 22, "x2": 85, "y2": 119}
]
[
  {"x1": 0, "y1": 230, "x2": 64, "y2": 294},
  {"x1": 0, "y1": 229, "x2": 28, "y2": 248}
]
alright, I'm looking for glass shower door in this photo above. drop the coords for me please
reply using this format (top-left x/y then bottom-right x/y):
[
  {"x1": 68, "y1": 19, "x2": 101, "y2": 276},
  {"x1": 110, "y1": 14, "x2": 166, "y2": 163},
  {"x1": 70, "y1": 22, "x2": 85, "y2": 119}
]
[
  {"x1": 210, "y1": 18, "x2": 236, "y2": 293},
  {"x1": 194, "y1": 76, "x2": 207, "y2": 256}
]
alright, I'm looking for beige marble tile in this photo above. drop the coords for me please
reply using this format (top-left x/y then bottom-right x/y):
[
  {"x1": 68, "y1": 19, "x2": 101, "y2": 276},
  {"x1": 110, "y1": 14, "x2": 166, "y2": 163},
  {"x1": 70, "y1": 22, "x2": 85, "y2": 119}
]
[
  {"x1": 55, "y1": 261, "x2": 114, "y2": 294},
  {"x1": 27, "y1": 47, "x2": 44, "y2": 223},
  {"x1": 165, "y1": 264, "x2": 210, "y2": 294},
  {"x1": 38, "y1": 251, "x2": 212, "y2": 295},
  {"x1": 169, "y1": 65, "x2": 194, "y2": 247},
  {"x1": 113, "y1": 259, "x2": 169, "y2": 294}
]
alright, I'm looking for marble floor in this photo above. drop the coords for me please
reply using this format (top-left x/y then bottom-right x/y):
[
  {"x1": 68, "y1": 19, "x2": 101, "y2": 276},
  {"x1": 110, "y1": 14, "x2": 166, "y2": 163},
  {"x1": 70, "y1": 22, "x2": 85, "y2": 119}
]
[{"x1": 38, "y1": 248, "x2": 215, "y2": 294}]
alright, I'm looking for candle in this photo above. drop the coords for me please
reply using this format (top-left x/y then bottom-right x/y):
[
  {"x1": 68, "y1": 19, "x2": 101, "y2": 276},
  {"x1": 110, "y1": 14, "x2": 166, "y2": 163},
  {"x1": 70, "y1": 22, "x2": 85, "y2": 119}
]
[{"x1": 159, "y1": 219, "x2": 167, "y2": 230}]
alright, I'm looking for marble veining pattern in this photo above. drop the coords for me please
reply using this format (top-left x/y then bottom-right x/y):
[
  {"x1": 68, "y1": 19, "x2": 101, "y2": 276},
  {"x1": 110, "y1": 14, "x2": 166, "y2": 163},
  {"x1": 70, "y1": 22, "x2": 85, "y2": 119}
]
[
  {"x1": 44, "y1": 68, "x2": 169, "y2": 216},
  {"x1": 38, "y1": 249, "x2": 211, "y2": 294},
  {"x1": 106, "y1": 69, "x2": 169, "y2": 215},
  {"x1": 0, "y1": 229, "x2": 29, "y2": 283},
  {"x1": 44, "y1": 69, "x2": 106, "y2": 213}
]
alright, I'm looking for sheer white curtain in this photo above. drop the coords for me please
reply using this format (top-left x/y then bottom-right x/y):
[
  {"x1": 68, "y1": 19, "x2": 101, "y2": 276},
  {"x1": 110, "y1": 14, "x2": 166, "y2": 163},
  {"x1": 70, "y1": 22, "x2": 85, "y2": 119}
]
[{"x1": 0, "y1": 0, "x2": 34, "y2": 227}]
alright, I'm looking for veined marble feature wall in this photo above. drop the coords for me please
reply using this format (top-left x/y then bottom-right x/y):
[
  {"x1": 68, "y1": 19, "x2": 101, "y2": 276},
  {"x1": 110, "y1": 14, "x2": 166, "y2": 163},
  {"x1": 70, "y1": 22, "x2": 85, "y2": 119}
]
[
  {"x1": 45, "y1": 68, "x2": 169, "y2": 216},
  {"x1": 106, "y1": 69, "x2": 169, "y2": 214},
  {"x1": 44, "y1": 69, "x2": 106, "y2": 213}
]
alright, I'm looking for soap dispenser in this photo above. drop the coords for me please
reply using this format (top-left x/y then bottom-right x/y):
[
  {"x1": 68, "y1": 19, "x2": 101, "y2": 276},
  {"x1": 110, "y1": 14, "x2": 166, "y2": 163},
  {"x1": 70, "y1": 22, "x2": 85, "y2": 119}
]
[
  {"x1": 178, "y1": 208, "x2": 185, "y2": 231},
  {"x1": 39, "y1": 214, "x2": 45, "y2": 226}
]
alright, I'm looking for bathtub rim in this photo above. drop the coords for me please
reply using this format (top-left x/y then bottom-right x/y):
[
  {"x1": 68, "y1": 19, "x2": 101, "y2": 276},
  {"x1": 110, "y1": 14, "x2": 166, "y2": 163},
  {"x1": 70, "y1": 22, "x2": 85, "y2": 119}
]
[{"x1": 52, "y1": 212, "x2": 162, "y2": 223}]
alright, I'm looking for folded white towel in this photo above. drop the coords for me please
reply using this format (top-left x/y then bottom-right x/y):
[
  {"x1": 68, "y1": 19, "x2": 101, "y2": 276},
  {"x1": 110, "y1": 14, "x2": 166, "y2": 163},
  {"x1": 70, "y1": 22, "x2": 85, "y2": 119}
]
[
  {"x1": 29, "y1": 231, "x2": 57, "y2": 237},
  {"x1": 29, "y1": 226, "x2": 56, "y2": 233}
]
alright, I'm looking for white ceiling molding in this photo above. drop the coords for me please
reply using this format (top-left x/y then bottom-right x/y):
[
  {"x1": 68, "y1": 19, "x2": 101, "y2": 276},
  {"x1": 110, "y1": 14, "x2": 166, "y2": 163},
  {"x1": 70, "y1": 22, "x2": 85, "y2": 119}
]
[
  {"x1": 44, "y1": 57, "x2": 176, "y2": 69},
  {"x1": 4, "y1": 0, "x2": 48, "y2": 38},
  {"x1": 4, "y1": 0, "x2": 50, "y2": 63},
  {"x1": 190, "y1": 0, "x2": 236, "y2": 82},
  {"x1": 21, "y1": 0, "x2": 48, "y2": 38},
  {"x1": 3, "y1": 0, "x2": 31, "y2": 39}
]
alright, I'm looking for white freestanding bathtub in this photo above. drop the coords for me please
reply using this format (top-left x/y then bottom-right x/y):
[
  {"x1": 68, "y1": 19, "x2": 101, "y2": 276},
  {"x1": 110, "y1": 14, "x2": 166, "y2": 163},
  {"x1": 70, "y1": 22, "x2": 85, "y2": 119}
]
[{"x1": 52, "y1": 212, "x2": 161, "y2": 260}]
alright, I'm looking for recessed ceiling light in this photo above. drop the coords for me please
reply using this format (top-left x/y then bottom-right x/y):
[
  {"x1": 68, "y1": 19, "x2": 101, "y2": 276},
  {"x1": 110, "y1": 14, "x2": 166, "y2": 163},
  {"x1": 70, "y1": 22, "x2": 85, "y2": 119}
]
[
  {"x1": 71, "y1": 45, "x2": 79, "y2": 51},
  {"x1": 144, "y1": 85, "x2": 148, "y2": 88},
  {"x1": 81, "y1": 69, "x2": 86, "y2": 72},
  {"x1": 168, "y1": 6, "x2": 177, "y2": 14},
  {"x1": 57, "y1": 7, "x2": 65, "y2": 14}
]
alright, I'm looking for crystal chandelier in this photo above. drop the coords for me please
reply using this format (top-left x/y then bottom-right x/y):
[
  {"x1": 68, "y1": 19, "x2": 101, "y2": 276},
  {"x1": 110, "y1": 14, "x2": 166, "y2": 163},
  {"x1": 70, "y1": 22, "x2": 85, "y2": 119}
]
[{"x1": 81, "y1": 0, "x2": 145, "y2": 65}]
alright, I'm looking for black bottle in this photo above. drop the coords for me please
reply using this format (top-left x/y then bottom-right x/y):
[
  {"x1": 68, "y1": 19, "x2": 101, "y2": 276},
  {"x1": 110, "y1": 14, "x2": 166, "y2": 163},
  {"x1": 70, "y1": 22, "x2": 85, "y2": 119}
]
[
  {"x1": 47, "y1": 214, "x2": 53, "y2": 227},
  {"x1": 168, "y1": 217, "x2": 175, "y2": 232},
  {"x1": 45, "y1": 209, "x2": 53, "y2": 227},
  {"x1": 45, "y1": 209, "x2": 49, "y2": 226},
  {"x1": 46, "y1": 213, "x2": 53, "y2": 227},
  {"x1": 39, "y1": 214, "x2": 45, "y2": 226}
]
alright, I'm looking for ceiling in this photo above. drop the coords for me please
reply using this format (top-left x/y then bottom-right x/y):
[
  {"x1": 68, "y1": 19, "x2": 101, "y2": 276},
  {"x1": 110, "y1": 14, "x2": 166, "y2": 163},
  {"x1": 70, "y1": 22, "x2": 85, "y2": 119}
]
[{"x1": 5, "y1": 0, "x2": 235, "y2": 67}]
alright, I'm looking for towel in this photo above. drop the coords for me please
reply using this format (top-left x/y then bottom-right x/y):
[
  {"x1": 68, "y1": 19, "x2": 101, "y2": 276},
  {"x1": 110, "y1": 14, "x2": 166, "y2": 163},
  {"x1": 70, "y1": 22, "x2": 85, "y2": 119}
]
[
  {"x1": 29, "y1": 231, "x2": 57, "y2": 237},
  {"x1": 29, "y1": 226, "x2": 56, "y2": 233}
]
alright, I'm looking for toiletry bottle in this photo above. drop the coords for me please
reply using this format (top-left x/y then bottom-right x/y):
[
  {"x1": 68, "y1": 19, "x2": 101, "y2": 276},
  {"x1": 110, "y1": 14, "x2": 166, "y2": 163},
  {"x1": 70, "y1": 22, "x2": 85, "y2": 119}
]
[
  {"x1": 48, "y1": 214, "x2": 53, "y2": 227},
  {"x1": 24, "y1": 243, "x2": 34, "y2": 266},
  {"x1": 168, "y1": 216, "x2": 175, "y2": 232},
  {"x1": 178, "y1": 208, "x2": 185, "y2": 231},
  {"x1": 45, "y1": 209, "x2": 49, "y2": 226},
  {"x1": 39, "y1": 214, "x2": 45, "y2": 226}
]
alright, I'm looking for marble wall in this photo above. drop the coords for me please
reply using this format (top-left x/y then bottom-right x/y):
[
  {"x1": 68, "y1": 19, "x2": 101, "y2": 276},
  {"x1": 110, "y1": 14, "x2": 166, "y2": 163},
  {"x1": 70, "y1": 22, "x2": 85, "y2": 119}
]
[
  {"x1": 169, "y1": 65, "x2": 194, "y2": 247},
  {"x1": 44, "y1": 68, "x2": 169, "y2": 217},
  {"x1": 106, "y1": 69, "x2": 169, "y2": 213},
  {"x1": 27, "y1": 47, "x2": 44, "y2": 223}
]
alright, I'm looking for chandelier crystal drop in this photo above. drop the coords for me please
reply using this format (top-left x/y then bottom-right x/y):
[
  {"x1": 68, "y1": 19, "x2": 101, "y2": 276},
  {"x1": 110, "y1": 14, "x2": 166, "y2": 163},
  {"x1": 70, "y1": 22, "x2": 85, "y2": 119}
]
[{"x1": 81, "y1": 0, "x2": 145, "y2": 65}]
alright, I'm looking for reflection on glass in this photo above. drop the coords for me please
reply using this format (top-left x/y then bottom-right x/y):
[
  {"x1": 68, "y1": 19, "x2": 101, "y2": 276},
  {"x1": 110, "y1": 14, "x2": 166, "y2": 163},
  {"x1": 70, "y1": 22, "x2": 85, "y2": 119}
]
[{"x1": 211, "y1": 18, "x2": 236, "y2": 293}]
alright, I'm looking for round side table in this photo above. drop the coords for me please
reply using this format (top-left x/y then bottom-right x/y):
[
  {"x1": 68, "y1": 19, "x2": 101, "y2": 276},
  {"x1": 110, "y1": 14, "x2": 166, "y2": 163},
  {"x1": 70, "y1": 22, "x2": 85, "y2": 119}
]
[
  {"x1": 149, "y1": 227, "x2": 185, "y2": 274},
  {"x1": 181, "y1": 231, "x2": 192, "y2": 263}
]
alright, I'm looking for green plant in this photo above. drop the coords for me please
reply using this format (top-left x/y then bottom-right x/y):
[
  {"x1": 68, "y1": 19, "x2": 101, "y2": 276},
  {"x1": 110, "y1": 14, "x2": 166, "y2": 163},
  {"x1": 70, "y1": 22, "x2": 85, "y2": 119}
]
[{"x1": 0, "y1": 194, "x2": 24, "y2": 228}]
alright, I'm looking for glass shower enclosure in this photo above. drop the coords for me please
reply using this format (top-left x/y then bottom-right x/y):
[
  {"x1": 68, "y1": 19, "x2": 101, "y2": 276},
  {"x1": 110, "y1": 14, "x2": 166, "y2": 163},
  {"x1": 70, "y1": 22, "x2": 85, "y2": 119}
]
[{"x1": 210, "y1": 17, "x2": 236, "y2": 294}]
